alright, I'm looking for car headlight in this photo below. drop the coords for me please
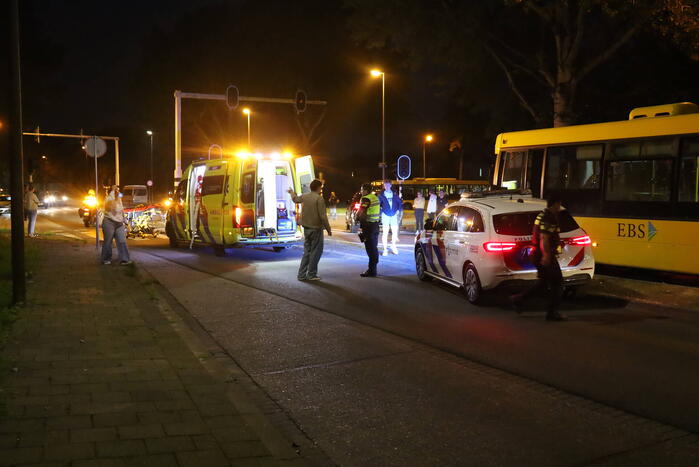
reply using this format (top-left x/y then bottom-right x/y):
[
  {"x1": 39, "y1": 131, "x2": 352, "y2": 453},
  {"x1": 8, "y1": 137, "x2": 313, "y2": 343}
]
[{"x1": 62, "y1": 195, "x2": 68, "y2": 201}]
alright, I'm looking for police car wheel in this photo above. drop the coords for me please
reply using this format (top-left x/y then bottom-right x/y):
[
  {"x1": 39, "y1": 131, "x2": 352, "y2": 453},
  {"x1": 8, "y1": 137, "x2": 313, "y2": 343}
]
[
  {"x1": 463, "y1": 264, "x2": 482, "y2": 304},
  {"x1": 415, "y1": 248, "x2": 432, "y2": 282}
]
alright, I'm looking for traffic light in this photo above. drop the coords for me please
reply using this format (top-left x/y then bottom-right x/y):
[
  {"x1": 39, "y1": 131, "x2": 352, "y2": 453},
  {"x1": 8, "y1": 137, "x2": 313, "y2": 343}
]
[
  {"x1": 226, "y1": 85, "x2": 239, "y2": 110},
  {"x1": 294, "y1": 89, "x2": 307, "y2": 113},
  {"x1": 397, "y1": 155, "x2": 412, "y2": 180}
]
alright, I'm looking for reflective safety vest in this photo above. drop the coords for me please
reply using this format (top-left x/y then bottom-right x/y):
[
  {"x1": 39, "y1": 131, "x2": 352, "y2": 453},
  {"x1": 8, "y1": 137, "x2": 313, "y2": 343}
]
[{"x1": 363, "y1": 193, "x2": 381, "y2": 223}]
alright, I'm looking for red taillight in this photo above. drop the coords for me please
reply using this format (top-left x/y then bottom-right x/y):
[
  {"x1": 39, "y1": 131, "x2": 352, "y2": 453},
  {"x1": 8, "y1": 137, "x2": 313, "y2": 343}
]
[
  {"x1": 567, "y1": 235, "x2": 591, "y2": 246},
  {"x1": 483, "y1": 242, "x2": 517, "y2": 252},
  {"x1": 354, "y1": 203, "x2": 361, "y2": 209},
  {"x1": 232, "y1": 207, "x2": 254, "y2": 228}
]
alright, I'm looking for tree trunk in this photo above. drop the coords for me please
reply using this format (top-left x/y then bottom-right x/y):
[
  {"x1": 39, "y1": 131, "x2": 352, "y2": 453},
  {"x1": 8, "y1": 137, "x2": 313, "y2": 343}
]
[{"x1": 552, "y1": 81, "x2": 575, "y2": 127}]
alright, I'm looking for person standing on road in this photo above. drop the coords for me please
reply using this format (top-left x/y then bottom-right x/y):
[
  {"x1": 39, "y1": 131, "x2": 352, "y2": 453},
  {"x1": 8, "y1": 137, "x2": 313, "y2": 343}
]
[
  {"x1": 426, "y1": 190, "x2": 437, "y2": 220},
  {"x1": 379, "y1": 180, "x2": 401, "y2": 256},
  {"x1": 511, "y1": 196, "x2": 566, "y2": 321},
  {"x1": 436, "y1": 189, "x2": 448, "y2": 215},
  {"x1": 413, "y1": 191, "x2": 425, "y2": 233},
  {"x1": 24, "y1": 184, "x2": 40, "y2": 237},
  {"x1": 356, "y1": 183, "x2": 380, "y2": 277},
  {"x1": 101, "y1": 185, "x2": 132, "y2": 266},
  {"x1": 288, "y1": 179, "x2": 332, "y2": 281},
  {"x1": 328, "y1": 191, "x2": 339, "y2": 220}
]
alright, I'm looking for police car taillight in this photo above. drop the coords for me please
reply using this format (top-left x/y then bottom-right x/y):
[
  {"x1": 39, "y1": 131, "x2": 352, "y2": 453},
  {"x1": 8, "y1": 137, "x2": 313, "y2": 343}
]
[
  {"x1": 566, "y1": 235, "x2": 591, "y2": 246},
  {"x1": 483, "y1": 242, "x2": 517, "y2": 252}
]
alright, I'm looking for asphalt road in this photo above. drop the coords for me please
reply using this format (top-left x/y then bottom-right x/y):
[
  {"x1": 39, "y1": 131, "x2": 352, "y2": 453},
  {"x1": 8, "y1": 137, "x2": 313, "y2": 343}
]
[{"x1": 11, "y1": 207, "x2": 699, "y2": 466}]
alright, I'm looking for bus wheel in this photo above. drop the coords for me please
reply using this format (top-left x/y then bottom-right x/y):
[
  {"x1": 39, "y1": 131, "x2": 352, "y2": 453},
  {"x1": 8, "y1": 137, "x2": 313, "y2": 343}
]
[
  {"x1": 214, "y1": 246, "x2": 226, "y2": 257},
  {"x1": 463, "y1": 263, "x2": 482, "y2": 304},
  {"x1": 273, "y1": 246, "x2": 286, "y2": 252}
]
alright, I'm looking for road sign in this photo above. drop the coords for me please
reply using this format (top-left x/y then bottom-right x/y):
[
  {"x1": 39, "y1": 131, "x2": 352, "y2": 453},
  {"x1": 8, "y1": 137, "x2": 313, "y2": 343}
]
[
  {"x1": 397, "y1": 155, "x2": 411, "y2": 180},
  {"x1": 84, "y1": 137, "x2": 107, "y2": 158},
  {"x1": 146, "y1": 180, "x2": 153, "y2": 187}
]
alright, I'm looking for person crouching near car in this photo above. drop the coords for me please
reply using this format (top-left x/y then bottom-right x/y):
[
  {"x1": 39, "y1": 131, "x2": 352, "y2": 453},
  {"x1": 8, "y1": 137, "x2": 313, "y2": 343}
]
[
  {"x1": 288, "y1": 179, "x2": 332, "y2": 281},
  {"x1": 101, "y1": 185, "x2": 132, "y2": 266},
  {"x1": 378, "y1": 180, "x2": 401, "y2": 256},
  {"x1": 356, "y1": 183, "x2": 380, "y2": 277}
]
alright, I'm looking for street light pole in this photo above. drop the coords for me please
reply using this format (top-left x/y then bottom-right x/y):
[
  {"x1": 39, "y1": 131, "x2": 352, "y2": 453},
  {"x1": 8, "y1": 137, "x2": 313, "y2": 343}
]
[
  {"x1": 423, "y1": 134, "x2": 433, "y2": 179},
  {"x1": 146, "y1": 130, "x2": 153, "y2": 202},
  {"x1": 371, "y1": 69, "x2": 386, "y2": 180},
  {"x1": 242, "y1": 108, "x2": 251, "y2": 146}
]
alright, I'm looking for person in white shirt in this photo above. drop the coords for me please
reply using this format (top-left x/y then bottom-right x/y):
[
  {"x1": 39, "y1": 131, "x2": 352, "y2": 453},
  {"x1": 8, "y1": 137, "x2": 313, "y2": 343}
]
[
  {"x1": 413, "y1": 191, "x2": 426, "y2": 233},
  {"x1": 378, "y1": 180, "x2": 401, "y2": 255},
  {"x1": 24, "y1": 185, "x2": 40, "y2": 237},
  {"x1": 101, "y1": 185, "x2": 132, "y2": 265},
  {"x1": 426, "y1": 190, "x2": 438, "y2": 220}
]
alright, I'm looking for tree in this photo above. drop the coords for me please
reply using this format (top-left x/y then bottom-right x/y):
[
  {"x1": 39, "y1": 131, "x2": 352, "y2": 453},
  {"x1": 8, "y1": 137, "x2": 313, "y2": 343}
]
[{"x1": 347, "y1": 0, "x2": 699, "y2": 127}]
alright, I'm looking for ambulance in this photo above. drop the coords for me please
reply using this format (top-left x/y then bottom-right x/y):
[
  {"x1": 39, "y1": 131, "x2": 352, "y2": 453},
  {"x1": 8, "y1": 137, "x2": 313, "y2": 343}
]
[{"x1": 165, "y1": 152, "x2": 315, "y2": 255}]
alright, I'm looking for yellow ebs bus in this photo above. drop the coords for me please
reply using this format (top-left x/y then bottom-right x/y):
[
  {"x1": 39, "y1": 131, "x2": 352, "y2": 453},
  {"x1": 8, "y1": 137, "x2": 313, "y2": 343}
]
[{"x1": 493, "y1": 102, "x2": 699, "y2": 275}]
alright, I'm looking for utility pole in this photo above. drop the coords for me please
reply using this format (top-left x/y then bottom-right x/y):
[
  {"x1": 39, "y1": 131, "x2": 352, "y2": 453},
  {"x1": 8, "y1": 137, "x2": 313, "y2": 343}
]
[{"x1": 8, "y1": 0, "x2": 25, "y2": 304}]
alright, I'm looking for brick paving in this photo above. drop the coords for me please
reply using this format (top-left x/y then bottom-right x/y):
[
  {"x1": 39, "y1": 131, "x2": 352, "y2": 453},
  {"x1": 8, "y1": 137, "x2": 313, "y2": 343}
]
[{"x1": 0, "y1": 238, "x2": 306, "y2": 466}]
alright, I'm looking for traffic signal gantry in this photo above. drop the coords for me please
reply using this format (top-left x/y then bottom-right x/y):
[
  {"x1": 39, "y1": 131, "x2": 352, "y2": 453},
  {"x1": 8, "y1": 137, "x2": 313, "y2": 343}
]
[{"x1": 174, "y1": 86, "x2": 326, "y2": 186}]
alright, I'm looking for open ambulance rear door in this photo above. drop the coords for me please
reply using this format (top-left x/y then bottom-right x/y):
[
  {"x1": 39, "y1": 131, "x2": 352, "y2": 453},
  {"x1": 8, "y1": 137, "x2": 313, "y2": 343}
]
[{"x1": 294, "y1": 156, "x2": 315, "y2": 194}]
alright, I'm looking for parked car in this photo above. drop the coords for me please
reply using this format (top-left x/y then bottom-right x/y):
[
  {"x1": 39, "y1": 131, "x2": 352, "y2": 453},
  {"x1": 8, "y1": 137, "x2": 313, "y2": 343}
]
[
  {"x1": 414, "y1": 192, "x2": 595, "y2": 304},
  {"x1": 121, "y1": 185, "x2": 148, "y2": 208},
  {"x1": 43, "y1": 191, "x2": 68, "y2": 208},
  {"x1": 0, "y1": 195, "x2": 11, "y2": 215}
]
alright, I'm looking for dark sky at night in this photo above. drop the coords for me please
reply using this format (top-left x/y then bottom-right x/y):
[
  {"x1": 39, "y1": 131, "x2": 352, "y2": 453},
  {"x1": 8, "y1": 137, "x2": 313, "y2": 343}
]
[{"x1": 2, "y1": 0, "x2": 698, "y2": 198}]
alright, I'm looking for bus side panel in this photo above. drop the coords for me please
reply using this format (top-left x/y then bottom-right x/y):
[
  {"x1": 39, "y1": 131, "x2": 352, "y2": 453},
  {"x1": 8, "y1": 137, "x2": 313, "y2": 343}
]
[{"x1": 575, "y1": 216, "x2": 699, "y2": 275}]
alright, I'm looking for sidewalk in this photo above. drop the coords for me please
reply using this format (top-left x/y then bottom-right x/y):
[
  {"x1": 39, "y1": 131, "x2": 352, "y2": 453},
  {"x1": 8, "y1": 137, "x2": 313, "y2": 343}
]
[{"x1": 0, "y1": 238, "x2": 314, "y2": 466}]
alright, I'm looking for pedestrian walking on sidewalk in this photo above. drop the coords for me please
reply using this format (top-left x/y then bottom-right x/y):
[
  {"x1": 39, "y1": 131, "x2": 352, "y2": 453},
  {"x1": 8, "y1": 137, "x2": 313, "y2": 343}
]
[
  {"x1": 413, "y1": 191, "x2": 425, "y2": 233},
  {"x1": 511, "y1": 195, "x2": 566, "y2": 321},
  {"x1": 288, "y1": 179, "x2": 332, "y2": 281},
  {"x1": 24, "y1": 184, "x2": 40, "y2": 237},
  {"x1": 357, "y1": 183, "x2": 380, "y2": 277},
  {"x1": 379, "y1": 180, "x2": 401, "y2": 256},
  {"x1": 426, "y1": 190, "x2": 437, "y2": 220},
  {"x1": 328, "y1": 191, "x2": 339, "y2": 220},
  {"x1": 101, "y1": 185, "x2": 132, "y2": 266}
]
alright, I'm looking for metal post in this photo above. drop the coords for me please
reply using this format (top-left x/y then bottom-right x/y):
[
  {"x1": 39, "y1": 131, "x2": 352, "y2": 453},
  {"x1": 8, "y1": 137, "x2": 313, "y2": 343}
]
[
  {"x1": 422, "y1": 141, "x2": 426, "y2": 178},
  {"x1": 247, "y1": 113, "x2": 251, "y2": 147},
  {"x1": 149, "y1": 133, "x2": 153, "y2": 202},
  {"x1": 8, "y1": 0, "x2": 25, "y2": 305},
  {"x1": 381, "y1": 73, "x2": 386, "y2": 180},
  {"x1": 93, "y1": 136, "x2": 99, "y2": 251},
  {"x1": 114, "y1": 138, "x2": 120, "y2": 186},
  {"x1": 174, "y1": 90, "x2": 182, "y2": 187}
]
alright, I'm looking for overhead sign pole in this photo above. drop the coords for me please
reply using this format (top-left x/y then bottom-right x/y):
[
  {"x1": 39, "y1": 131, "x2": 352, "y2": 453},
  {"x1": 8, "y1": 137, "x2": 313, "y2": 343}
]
[
  {"x1": 22, "y1": 131, "x2": 120, "y2": 185},
  {"x1": 173, "y1": 87, "x2": 327, "y2": 187}
]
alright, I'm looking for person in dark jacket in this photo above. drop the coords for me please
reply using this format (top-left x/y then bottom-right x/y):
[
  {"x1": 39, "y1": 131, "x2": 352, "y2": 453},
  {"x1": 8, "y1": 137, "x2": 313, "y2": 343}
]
[
  {"x1": 435, "y1": 189, "x2": 448, "y2": 214},
  {"x1": 378, "y1": 180, "x2": 401, "y2": 255}
]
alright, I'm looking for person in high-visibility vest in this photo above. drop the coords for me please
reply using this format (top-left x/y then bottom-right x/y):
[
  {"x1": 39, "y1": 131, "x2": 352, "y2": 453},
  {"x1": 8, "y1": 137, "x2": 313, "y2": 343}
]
[{"x1": 356, "y1": 183, "x2": 381, "y2": 277}]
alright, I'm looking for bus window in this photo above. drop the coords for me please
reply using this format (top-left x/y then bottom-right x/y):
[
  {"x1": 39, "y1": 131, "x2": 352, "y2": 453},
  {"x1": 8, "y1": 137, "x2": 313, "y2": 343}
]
[
  {"x1": 500, "y1": 151, "x2": 525, "y2": 189},
  {"x1": 679, "y1": 137, "x2": 699, "y2": 203},
  {"x1": 545, "y1": 144, "x2": 602, "y2": 190},
  {"x1": 241, "y1": 172, "x2": 255, "y2": 204},
  {"x1": 606, "y1": 139, "x2": 674, "y2": 202}
]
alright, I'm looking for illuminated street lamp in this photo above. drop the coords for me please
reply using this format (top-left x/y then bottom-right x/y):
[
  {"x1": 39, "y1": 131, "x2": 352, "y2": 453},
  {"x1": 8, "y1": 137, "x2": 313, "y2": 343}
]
[
  {"x1": 242, "y1": 108, "x2": 251, "y2": 146},
  {"x1": 370, "y1": 69, "x2": 386, "y2": 179},
  {"x1": 146, "y1": 130, "x2": 154, "y2": 202},
  {"x1": 423, "y1": 134, "x2": 433, "y2": 178}
]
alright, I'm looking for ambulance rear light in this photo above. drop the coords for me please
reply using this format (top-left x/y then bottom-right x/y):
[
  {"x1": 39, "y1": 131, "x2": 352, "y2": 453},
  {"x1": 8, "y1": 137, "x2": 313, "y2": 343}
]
[
  {"x1": 566, "y1": 235, "x2": 592, "y2": 246},
  {"x1": 483, "y1": 242, "x2": 517, "y2": 252},
  {"x1": 233, "y1": 207, "x2": 254, "y2": 228}
]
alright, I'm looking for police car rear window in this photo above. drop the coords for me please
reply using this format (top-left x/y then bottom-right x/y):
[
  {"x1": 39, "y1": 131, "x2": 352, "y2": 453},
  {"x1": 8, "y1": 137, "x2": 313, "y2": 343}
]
[{"x1": 493, "y1": 210, "x2": 579, "y2": 235}]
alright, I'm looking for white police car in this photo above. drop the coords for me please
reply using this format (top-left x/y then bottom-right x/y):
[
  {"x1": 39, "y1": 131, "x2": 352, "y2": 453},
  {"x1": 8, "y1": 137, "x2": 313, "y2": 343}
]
[{"x1": 414, "y1": 192, "x2": 595, "y2": 304}]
